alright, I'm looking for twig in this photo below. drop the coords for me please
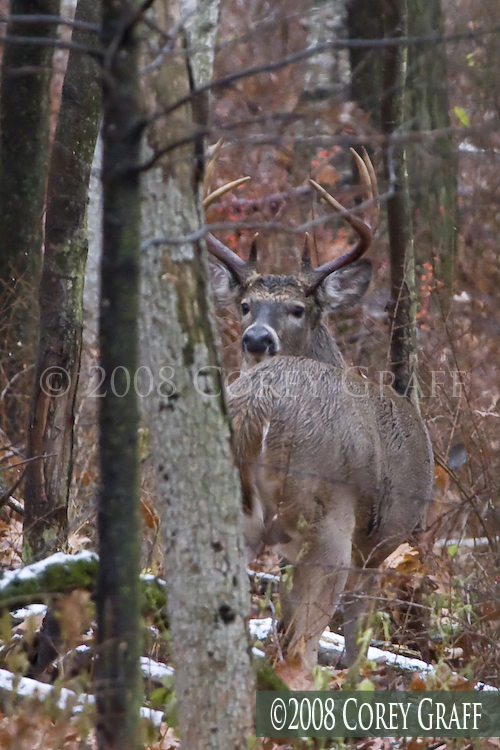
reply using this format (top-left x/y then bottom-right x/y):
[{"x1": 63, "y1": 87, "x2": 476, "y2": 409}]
[
  {"x1": 0, "y1": 471, "x2": 25, "y2": 511},
  {"x1": 0, "y1": 453, "x2": 55, "y2": 471},
  {"x1": 5, "y1": 496, "x2": 23, "y2": 516},
  {"x1": 268, "y1": 600, "x2": 283, "y2": 661},
  {"x1": 0, "y1": 363, "x2": 34, "y2": 402},
  {"x1": 140, "y1": 0, "x2": 206, "y2": 74},
  {"x1": 434, "y1": 452, "x2": 494, "y2": 547}
]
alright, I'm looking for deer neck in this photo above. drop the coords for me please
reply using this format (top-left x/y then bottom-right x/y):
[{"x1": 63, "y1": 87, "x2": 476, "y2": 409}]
[{"x1": 307, "y1": 323, "x2": 345, "y2": 368}]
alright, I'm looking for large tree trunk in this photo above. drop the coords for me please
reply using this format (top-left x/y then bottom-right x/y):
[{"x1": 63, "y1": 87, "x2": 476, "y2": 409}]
[
  {"x1": 291, "y1": 0, "x2": 348, "y2": 220},
  {"x1": 0, "y1": 0, "x2": 59, "y2": 439},
  {"x1": 23, "y1": 0, "x2": 101, "y2": 561},
  {"x1": 406, "y1": 0, "x2": 457, "y2": 286},
  {"x1": 95, "y1": 2, "x2": 143, "y2": 749},
  {"x1": 346, "y1": 0, "x2": 384, "y2": 128},
  {"x1": 347, "y1": 0, "x2": 457, "y2": 286},
  {"x1": 140, "y1": 2, "x2": 254, "y2": 748},
  {"x1": 382, "y1": 0, "x2": 418, "y2": 400}
]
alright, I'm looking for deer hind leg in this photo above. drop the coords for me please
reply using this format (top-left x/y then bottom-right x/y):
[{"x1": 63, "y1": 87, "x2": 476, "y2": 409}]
[
  {"x1": 342, "y1": 563, "x2": 378, "y2": 667},
  {"x1": 342, "y1": 519, "x2": 417, "y2": 667},
  {"x1": 278, "y1": 499, "x2": 355, "y2": 671}
]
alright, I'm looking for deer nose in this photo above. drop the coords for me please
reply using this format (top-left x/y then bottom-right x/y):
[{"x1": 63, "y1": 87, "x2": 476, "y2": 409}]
[{"x1": 242, "y1": 325, "x2": 278, "y2": 355}]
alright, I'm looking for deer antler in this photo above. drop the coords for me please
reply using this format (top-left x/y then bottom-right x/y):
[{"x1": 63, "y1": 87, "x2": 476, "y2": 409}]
[
  {"x1": 306, "y1": 148, "x2": 379, "y2": 294},
  {"x1": 204, "y1": 176, "x2": 253, "y2": 286},
  {"x1": 203, "y1": 176, "x2": 251, "y2": 209},
  {"x1": 206, "y1": 233, "x2": 249, "y2": 286}
]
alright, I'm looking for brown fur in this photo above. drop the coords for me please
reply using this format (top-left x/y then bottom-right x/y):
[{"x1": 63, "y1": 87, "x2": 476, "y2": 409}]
[
  {"x1": 208, "y1": 158, "x2": 431, "y2": 668},
  {"x1": 228, "y1": 357, "x2": 433, "y2": 669}
]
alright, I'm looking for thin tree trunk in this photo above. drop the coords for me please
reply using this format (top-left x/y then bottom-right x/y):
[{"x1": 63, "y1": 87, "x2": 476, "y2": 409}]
[
  {"x1": 0, "y1": 0, "x2": 59, "y2": 438},
  {"x1": 23, "y1": 0, "x2": 101, "y2": 561},
  {"x1": 382, "y1": 0, "x2": 418, "y2": 399},
  {"x1": 140, "y1": 2, "x2": 254, "y2": 748},
  {"x1": 95, "y1": 2, "x2": 143, "y2": 749}
]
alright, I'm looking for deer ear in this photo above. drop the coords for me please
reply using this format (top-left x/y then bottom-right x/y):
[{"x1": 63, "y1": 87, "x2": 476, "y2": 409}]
[
  {"x1": 319, "y1": 258, "x2": 372, "y2": 312},
  {"x1": 208, "y1": 258, "x2": 242, "y2": 307}
]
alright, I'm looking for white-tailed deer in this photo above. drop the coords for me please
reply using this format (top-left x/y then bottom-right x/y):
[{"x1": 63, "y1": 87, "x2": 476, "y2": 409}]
[{"x1": 207, "y1": 151, "x2": 434, "y2": 669}]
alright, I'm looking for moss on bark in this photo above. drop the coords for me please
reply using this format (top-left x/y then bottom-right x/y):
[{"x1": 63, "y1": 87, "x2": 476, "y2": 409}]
[
  {"x1": 0, "y1": 0, "x2": 59, "y2": 438},
  {"x1": 23, "y1": 0, "x2": 102, "y2": 561},
  {"x1": 95, "y1": 2, "x2": 144, "y2": 748},
  {"x1": 140, "y1": 2, "x2": 255, "y2": 748}
]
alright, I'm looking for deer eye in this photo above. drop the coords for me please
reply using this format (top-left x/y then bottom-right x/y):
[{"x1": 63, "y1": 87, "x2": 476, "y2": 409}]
[
  {"x1": 290, "y1": 305, "x2": 305, "y2": 318},
  {"x1": 241, "y1": 302, "x2": 250, "y2": 315}
]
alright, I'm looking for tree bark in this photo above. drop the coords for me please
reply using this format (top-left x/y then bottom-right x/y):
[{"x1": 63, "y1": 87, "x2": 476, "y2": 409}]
[
  {"x1": 382, "y1": 0, "x2": 418, "y2": 400},
  {"x1": 0, "y1": 0, "x2": 59, "y2": 438},
  {"x1": 140, "y1": 2, "x2": 254, "y2": 748},
  {"x1": 23, "y1": 0, "x2": 101, "y2": 561},
  {"x1": 346, "y1": 0, "x2": 384, "y2": 127},
  {"x1": 95, "y1": 2, "x2": 143, "y2": 749},
  {"x1": 348, "y1": 0, "x2": 457, "y2": 285},
  {"x1": 406, "y1": 0, "x2": 457, "y2": 286},
  {"x1": 291, "y1": 0, "x2": 348, "y2": 220}
]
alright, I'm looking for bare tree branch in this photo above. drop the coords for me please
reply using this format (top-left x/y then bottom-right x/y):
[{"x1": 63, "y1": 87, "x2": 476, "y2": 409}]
[
  {"x1": 0, "y1": 14, "x2": 98, "y2": 31},
  {"x1": 140, "y1": 191, "x2": 392, "y2": 248},
  {"x1": 0, "y1": 35, "x2": 101, "y2": 57},
  {"x1": 150, "y1": 24, "x2": 500, "y2": 123}
]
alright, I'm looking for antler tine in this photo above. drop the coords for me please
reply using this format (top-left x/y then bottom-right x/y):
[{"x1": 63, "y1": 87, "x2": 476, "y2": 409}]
[
  {"x1": 306, "y1": 149, "x2": 378, "y2": 294},
  {"x1": 361, "y1": 147, "x2": 380, "y2": 233},
  {"x1": 206, "y1": 233, "x2": 248, "y2": 286},
  {"x1": 248, "y1": 233, "x2": 259, "y2": 267},
  {"x1": 203, "y1": 176, "x2": 251, "y2": 209},
  {"x1": 301, "y1": 232, "x2": 312, "y2": 270},
  {"x1": 350, "y1": 147, "x2": 379, "y2": 232}
]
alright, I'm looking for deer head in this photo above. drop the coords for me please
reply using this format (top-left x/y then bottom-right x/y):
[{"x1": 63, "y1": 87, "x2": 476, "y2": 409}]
[{"x1": 206, "y1": 149, "x2": 379, "y2": 369}]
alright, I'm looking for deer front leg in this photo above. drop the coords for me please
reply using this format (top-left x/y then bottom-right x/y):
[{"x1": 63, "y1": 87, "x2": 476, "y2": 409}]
[{"x1": 278, "y1": 503, "x2": 355, "y2": 671}]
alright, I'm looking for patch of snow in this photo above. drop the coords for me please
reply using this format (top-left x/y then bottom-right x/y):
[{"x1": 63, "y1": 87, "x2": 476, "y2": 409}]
[
  {"x1": 249, "y1": 620, "x2": 499, "y2": 691},
  {"x1": 140, "y1": 657, "x2": 174, "y2": 681},
  {"x1": 0, "y1": 668, "x2": 165, "y2": 726},
  {"x1": 320, "y1": 630, "x2": 433, "y2": 674},
  {"x1": 453, "y1": 291, "x2": 471, "y2": 302},
  {"x1": 140, "y1": 573, "x2": 167, "y2": 587},
  {"x1": 0, "y1": 667, "x2": 92, "y2": 710},
  {"x1": 12, "y1": 603, "x2": 48, "y2": 620},
  {"x1": 0, "y1": 551, "x2": 98, "y2": 590},
  {"x1": 459, "y1": 141, "x2": 482, "y2": 154},
  {"x1": 140, "y1": 706, "x2": 165, "y2": 726},
  {"x1": 435, "y1": 537, "x2": 498, "y2": 550},
  {"x1": 75, "y1": 644, "x2": 91, "y2": 653},
  {"x1": 249, "y1": 618, "x2": 273, "y2": 640}
]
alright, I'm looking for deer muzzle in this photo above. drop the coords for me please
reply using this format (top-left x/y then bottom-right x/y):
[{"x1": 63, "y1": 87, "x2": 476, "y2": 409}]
[{"x1": 241, "y1": 324, "x2": 279, "y2": 358}]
